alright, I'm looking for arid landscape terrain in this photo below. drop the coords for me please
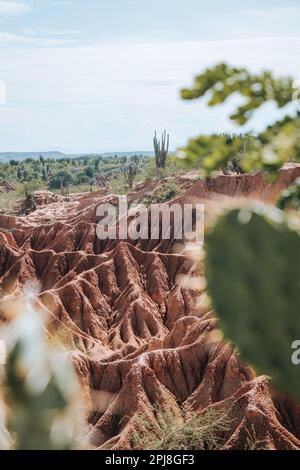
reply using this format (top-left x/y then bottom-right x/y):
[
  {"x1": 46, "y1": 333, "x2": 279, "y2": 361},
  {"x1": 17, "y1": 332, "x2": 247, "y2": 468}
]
[
  {"x1": 0, "y1": 0, "x2": 300, "y2": 457},
  {"x1": 0, "y1": 165, "x2": 299, "y2": 450}
]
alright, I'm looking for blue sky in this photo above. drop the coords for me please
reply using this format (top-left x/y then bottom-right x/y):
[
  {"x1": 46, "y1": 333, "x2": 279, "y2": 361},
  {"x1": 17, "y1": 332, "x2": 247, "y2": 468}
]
[{"x1": 0, "y1": 0, "x2": 299, "y2": 152}]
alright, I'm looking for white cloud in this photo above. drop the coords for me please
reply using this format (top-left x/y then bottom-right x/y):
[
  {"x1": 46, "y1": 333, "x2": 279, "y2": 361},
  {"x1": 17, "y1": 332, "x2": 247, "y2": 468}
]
[
  {"x1": 207, "y1": 6, "x2": 300, "y2": 40},
  {"x1": 0, "y1": 37, "x2": 299, "y2": 152},
  {"x1": 0, "y1": 31, "x2": 75, "y2": 46},
  {"x1": 22, "y1": 27, "x2": 84, "y2": 36},
  {"x1": 0, "y1": 1, "x2": 30, "y2": 16}
]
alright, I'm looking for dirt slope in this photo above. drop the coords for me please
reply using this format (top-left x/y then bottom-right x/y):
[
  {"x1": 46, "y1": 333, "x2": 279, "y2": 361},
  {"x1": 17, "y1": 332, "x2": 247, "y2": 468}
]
[{"x1": 0, "y1": 166, "x2": 300, "y2": 450}]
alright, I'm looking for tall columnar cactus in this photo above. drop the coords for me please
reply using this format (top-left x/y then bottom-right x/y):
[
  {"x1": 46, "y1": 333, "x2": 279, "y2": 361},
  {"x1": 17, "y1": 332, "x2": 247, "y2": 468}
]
[
  {"x1": 153, "y1": 130, "x2": 170, "y2": 179},
  {"x1": 60, "y1": 180, "x2": 70, "y2": 202},
  {"x1": 205, "y1": 205, "x2": 300, "y2": 399},
  {"x1": 2, "y1": 307, "x2": 80, "y2": 450}
]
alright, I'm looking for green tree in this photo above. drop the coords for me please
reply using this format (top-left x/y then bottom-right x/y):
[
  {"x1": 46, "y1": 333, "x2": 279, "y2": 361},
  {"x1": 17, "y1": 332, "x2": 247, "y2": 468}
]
[
  {"x1": 16, "y1": 168, "x2": 23, "y2": 180},
  {"x1": 49, "y1": 170, "x2": 73, "y2": 189},
  {"x1": 85, "y1": 166, "x2": 94, "y2": 178}
]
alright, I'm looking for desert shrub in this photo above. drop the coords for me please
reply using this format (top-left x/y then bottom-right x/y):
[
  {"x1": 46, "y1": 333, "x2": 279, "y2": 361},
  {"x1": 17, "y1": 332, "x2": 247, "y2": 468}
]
[
  {"x1": 22, "y1": 180, "x2": 43, "y2": 198},
  {"x1": 123, "y1": 158, "x2": 139, "y2": 189},
  {"x1": 106, "y1": 174, "x2": 128, "y2": 194},
  {"x1": 245, "y1": 425, "x2": 268, "y2": 450},
  {"x1": 76, "y1": 173, "x2": 90, "y2": 185},
  {"x1": 144, "y1": 157, "x2": 157, "y2": 178},
  {"x1": 143, "y1": 181, "x2": 181, "y2": 206},
  {"x1": 132, "y1": 405, "x2": 231, "y2": 450}
]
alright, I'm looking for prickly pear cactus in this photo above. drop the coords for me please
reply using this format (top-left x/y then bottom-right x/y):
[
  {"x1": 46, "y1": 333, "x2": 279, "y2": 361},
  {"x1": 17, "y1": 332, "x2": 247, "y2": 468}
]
[
  {"x1": 277, "y1": 177, "x2": 300, "y2": 211},
  {"x1": 205, "y1": 205, "x2": 300, "y2": 400}
]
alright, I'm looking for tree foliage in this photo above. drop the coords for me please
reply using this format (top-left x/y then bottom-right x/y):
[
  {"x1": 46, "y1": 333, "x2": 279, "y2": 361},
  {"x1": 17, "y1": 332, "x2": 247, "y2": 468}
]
[{"x1": 179, "y1": 63, "x2": 300, "y2": 178}]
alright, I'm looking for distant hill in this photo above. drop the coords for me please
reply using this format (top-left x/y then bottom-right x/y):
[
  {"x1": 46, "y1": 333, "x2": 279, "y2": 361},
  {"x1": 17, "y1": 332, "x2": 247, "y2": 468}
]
[
  {"x1": 0, "y1": 151, "x2": 67, "y2": 162},
  {"x1": 0, "y1": 151, "x2": 154, "y2": 162},
  {"x1": 93, "y1": 151, "x2": 154, "y2": 158}
]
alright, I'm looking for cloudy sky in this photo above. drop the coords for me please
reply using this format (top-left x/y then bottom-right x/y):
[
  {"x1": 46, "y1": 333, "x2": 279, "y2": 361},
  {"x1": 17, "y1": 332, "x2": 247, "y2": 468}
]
[{"x1": 0, "y1": 0, "x2": 299, "y2": 152}]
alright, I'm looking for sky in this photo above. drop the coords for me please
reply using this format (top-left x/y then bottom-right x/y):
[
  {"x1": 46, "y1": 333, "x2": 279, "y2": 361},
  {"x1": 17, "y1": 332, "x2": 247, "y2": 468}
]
[{"x1": 0, "y1": 0, "x2": 299, "y2": 153}]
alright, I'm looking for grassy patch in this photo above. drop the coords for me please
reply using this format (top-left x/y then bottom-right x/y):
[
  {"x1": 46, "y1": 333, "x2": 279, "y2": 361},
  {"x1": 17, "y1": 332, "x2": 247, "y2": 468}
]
[
  {"x1": 132, "y1": 405, "x2": 232, "y2": 450},
  {"x1": 142, "y1": 180, "x2": 181, "y2": 206}
]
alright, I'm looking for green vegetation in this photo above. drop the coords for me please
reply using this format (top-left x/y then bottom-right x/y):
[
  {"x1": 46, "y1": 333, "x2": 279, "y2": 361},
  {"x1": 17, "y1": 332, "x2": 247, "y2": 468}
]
[
  {"x1": 0, "y1": 150, "x2": 192, "y2": 212},
  {"x1": 187, "y1": 64, "x2": 300, "y2": 401},
  {"x1": 143, "y1": 180, "x2": 181, "y2": 206},
  {"x1": 205, "y1": 206, "x2": 300, "y2": 400},
  {"x1": 123, "y1": 155, "x2": 140, "y2": 189},
  {"x1": 132, "y1": 405, "x2": 231, "y2": 450},
  {"x1": 153, "y1": 130, "x2": 170, "y2": 180},
  {"x1": 1, "y1": 309, "x2": 80, "y2": 450},
  {"x1": 277, "y1": 178, "x2": 300, "y2": 211},
  {"x1": 181, "y1": 64, "x2": 293, "y2": 125},
  {"x1": 0, "y1": 153, "x2": 150, "y2": 189},
  {"x1": 179, "y1": 63, "x2": 299, "y2": 179},
  {"x1": 0, "y1": 153, "x2": 151, "y2": 212},
  {"x1": 178, "y1": 132, "x2": 252, "y2": 176}
]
